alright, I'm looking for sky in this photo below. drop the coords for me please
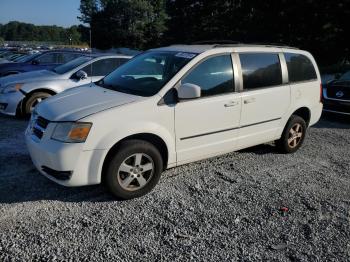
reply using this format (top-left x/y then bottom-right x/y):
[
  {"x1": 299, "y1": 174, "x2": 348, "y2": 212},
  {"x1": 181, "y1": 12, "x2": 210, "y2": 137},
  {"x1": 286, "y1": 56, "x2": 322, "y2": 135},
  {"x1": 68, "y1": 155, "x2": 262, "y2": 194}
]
[{"x1": 0, "y1": 0, "x2": 82, "y2": 28}]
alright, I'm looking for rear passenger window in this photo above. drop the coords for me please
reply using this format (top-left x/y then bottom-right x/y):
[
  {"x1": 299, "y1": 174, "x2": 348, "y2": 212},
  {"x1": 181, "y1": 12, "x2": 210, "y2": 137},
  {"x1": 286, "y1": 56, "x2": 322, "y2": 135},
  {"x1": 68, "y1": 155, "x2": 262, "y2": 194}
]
[
  {"x1": 182, "y1": 55, "x2": 234, "y2": 97},
  {"x1": 285, "y1": 53, "x2": 317, "y2": 82},
  {"x1": 240, "y1": 53, "x2": 282, "y2": 90}
]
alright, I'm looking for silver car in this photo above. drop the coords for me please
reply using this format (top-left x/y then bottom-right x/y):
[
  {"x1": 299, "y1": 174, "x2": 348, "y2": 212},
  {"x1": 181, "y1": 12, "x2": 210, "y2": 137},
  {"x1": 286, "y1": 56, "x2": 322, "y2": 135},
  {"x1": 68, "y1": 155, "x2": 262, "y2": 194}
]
[{"x1": 0, "y1": 54, "x2": 131, "y2": 116}]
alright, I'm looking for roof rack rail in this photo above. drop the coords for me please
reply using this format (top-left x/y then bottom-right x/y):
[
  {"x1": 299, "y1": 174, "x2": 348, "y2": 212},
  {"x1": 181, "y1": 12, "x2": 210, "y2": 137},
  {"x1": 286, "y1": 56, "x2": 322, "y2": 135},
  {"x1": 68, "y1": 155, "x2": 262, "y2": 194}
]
[
  {"x1": 192, "y1": 40, "x2": 242, "y2": 45},
  {"x1": 168, "y1": 41, "x2": 299, "y2": 50},
  {"x1": 214, "y1": 42, "x2": 299, "y2": 49}
]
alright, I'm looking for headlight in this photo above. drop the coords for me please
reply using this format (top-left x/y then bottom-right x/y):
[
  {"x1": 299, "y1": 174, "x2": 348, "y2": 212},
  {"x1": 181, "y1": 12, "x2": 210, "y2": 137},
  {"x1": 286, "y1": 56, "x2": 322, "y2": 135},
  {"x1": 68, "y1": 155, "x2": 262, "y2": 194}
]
[
  {"x1": 28, "y1": 110, "x2": 38, "y2": 131},
  {"x1": 1, "y1": 83, "x2": 24, "y2": 94},
  {"x1": 51, "y1": 122, "x2": 92, "y2": 143}
]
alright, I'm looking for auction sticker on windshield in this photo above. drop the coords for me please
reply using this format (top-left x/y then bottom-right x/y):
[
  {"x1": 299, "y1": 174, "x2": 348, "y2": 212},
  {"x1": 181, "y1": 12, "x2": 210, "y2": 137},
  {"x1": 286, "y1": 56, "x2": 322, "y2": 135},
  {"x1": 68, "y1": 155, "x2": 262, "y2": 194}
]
[{"x1": 175, "y1": 52, "x2": 197, "y2": 59}]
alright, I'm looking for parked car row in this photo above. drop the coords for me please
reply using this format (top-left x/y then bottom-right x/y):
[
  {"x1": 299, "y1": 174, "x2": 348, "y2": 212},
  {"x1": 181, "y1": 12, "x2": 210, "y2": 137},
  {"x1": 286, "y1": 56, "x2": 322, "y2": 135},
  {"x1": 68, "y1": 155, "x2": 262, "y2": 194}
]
[
  {"x1": 0, "y1": 51, "x2": 28, "y2": 64},
  {"x1": 0, "y1": 49, "x2": 89, "y2": 77}
]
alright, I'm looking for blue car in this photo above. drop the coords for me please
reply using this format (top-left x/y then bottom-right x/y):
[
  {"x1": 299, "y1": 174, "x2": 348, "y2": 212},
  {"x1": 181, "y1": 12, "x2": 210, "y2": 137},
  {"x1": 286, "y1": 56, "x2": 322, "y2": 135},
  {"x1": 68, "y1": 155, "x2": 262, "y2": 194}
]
[{"x1": 0, "y1": 50, "x2": 86, "y2": 77}]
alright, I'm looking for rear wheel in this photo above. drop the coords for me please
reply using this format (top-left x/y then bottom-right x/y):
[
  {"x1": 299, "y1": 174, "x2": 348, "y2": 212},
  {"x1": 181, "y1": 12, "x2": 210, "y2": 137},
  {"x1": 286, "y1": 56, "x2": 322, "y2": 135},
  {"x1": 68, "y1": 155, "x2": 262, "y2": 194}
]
[
  {"x1": 105, "y1": 139, "x2": 163, "y2": 199},
  {"x1": 23, "y1": 92, "x2": 52, "y2": 116},
  {"x1": 276, "y1": 115, "x2": 307, "y2": 153}
]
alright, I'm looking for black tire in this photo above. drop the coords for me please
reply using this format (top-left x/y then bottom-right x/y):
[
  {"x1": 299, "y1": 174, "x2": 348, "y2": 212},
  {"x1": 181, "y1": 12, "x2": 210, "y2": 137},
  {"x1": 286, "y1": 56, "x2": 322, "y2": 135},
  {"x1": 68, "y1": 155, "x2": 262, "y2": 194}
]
[
  {"x1": 105, "y1": 139, "x2": 164, "y2": 200},
  {"x1": 23, "y1": 92, "x2": 52, "y2": 116},
  {"x1": 276, "y1": 115, "x2": 307, "y2": 153}
]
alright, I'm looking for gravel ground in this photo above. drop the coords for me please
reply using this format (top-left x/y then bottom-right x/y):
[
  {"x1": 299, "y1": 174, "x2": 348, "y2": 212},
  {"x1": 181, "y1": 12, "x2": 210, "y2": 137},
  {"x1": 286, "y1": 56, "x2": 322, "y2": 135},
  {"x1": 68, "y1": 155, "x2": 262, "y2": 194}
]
[{"x1": 0, "y1": 113, "x2": 349, "y2": 261}]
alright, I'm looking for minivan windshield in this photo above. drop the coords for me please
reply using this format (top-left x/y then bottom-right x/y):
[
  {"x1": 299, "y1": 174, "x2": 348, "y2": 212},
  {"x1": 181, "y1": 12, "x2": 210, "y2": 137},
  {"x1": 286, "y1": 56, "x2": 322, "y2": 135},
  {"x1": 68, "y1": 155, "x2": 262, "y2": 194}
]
[
  {"x1": 97, "y1": 51, "x2": 197, "y2": 96},
  {"x1": 52, "y1": 56, "x2": 92, "y2": 75}
]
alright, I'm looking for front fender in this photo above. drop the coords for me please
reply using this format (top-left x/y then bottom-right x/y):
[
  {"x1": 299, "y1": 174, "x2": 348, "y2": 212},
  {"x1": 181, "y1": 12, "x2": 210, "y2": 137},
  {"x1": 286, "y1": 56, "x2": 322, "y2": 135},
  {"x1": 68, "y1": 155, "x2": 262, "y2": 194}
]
[
  {"x1": 88, "y1": 121, "x2": 176, "y2": 164},
  {"x1": 82, "y1": 100, "x2": 176, "y2": 166},
  {"x1": 20, "y1": 82, "x2": 58, "y2": 94}
]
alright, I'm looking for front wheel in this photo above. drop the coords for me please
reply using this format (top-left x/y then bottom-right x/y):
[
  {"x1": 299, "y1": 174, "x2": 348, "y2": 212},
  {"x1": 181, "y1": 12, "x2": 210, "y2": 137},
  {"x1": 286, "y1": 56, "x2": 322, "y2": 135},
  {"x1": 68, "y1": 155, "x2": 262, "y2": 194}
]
[
  {"x1": 276, "y1": 115, "x2": 307, "y2": 153},
  {"x1": 23, "y1": 92, "x2": 52, "y2": 116},
  {"x1": 105, "y1": 140, "x2": 163, "y2": 199}
]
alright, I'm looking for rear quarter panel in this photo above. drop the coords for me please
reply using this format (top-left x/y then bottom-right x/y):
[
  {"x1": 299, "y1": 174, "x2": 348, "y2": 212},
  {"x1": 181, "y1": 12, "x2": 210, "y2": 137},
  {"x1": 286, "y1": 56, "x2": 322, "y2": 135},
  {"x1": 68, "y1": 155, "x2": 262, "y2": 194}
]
[{"x1": 281, "y1": 49, "x2": 323, "y2": 127}]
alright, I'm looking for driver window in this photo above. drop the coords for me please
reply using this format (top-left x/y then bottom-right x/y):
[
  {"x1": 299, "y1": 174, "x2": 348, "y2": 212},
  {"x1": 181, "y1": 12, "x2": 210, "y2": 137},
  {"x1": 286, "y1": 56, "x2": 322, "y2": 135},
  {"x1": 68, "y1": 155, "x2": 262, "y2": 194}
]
[
  {"x1": 182, "y1": 55, "x2": 234, "y2": 97},
  {"x1": 80, "y1": 58, "x2": 120, "y2": 77}
]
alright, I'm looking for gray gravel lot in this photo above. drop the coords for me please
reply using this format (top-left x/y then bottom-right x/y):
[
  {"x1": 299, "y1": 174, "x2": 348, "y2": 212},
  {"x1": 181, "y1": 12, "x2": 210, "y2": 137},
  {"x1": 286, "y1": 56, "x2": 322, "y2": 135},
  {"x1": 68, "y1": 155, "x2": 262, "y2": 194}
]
[{"x1": 0, "y1": 113, "x2": 349, "y2": 261}]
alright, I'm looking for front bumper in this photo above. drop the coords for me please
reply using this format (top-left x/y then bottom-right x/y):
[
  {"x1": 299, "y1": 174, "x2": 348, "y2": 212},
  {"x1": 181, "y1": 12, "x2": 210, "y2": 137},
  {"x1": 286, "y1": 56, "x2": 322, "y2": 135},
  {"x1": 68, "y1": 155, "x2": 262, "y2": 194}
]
[
  {"x1": 0, "y1": 91, "x2": 25, "y2": 116},
  {"x1": 323, "y1": 98, "x2": 350, "y2": 115},
  {"x1": 25, "y1": 122, "x2": 107, "y2": 187}
]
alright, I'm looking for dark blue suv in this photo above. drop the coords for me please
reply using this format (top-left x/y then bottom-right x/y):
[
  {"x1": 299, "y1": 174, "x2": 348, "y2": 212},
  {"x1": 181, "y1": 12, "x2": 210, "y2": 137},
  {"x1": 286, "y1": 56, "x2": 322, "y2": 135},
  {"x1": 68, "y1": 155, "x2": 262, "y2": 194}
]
[{"x1": 0, "y1": 50, "x2": 86, "y2": 77}]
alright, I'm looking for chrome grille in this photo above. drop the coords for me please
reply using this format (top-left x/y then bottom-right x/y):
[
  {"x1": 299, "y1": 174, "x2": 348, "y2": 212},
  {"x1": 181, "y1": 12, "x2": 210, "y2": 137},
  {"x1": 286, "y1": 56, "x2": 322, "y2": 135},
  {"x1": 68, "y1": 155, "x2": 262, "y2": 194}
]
[{"x1": 326, "y1": 85, "x2": 350, "y2": 100}]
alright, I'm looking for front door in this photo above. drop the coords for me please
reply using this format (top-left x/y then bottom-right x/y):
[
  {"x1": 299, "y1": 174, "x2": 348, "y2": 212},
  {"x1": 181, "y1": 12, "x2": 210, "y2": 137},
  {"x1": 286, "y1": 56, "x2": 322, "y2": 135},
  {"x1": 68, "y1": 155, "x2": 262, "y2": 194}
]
[{"x1": 175, "y1": 54, "x2": 242, "y2": 164}]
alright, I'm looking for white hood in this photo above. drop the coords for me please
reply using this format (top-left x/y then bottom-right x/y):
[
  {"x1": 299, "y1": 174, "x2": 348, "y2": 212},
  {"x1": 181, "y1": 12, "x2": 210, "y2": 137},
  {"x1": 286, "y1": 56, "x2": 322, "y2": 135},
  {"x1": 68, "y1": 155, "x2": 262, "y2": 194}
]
[
  {"x1": 36, "y1": 84, "x2": 141, "y2": 121},
  {"x1": 0, "y1": 70, "x2": 58, "y2": 87}
]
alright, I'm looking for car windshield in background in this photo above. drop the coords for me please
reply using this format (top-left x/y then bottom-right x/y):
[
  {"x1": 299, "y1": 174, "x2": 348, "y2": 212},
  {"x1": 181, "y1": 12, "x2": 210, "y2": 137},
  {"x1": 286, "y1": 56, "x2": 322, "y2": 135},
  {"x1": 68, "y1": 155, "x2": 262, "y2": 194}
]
[
  {"x1": 97, "y1": 51, "x2": 197, "y2": 96},
  {"x1": 339, "y1": 71, "x2": 350, "y2": 81},
  {"x1": 13, "y1": 54, "x2": 29, "y2": 62},
  {"x1": 16, "y1": 53, "x2": 41, "y2": 63},
  {"x1": 52, "y1": 56, "x2": 92, "y2": 75}
]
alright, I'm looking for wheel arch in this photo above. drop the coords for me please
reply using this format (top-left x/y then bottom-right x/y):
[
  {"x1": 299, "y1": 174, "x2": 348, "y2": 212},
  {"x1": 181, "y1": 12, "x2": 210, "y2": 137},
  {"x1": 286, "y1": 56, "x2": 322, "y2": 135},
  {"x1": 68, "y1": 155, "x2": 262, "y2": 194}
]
[
  {"x1": 18, "y1": 88, "x2": 57, "y2": 115},
  {"x1": 101, "y1": 133, "x2": 169, "y2": 182},
  {"x1": 23, "y1": 87, "x2": 57, "y2": 97},
  {"x1": 291, "y1": 107, "x2": 311, "y2": 126},
  {"x1": 2, "y1": 71, "x2": 21, "y2": 77}
]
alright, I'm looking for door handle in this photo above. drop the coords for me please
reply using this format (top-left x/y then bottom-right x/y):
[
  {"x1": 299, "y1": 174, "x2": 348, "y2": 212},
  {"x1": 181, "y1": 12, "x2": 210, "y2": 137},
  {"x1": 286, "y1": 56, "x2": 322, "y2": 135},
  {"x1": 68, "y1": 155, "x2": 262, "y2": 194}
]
[
  {"x1": 224, "y1": 101, "x2": 239, "y2": 107},
  {"x1": 244, "y1": 98, "x2": 256, "y2": 104}
]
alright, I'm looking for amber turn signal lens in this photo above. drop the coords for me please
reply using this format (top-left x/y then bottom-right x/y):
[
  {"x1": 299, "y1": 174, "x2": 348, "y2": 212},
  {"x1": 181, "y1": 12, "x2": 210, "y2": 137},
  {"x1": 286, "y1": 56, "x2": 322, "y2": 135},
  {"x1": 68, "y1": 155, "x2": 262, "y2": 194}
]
[
  {"x1": 15, "y1": 83, "x2": 23, "y2": 91},
  {"x1": 68, "y1": 125, "x2": 91, "y2": 141}
]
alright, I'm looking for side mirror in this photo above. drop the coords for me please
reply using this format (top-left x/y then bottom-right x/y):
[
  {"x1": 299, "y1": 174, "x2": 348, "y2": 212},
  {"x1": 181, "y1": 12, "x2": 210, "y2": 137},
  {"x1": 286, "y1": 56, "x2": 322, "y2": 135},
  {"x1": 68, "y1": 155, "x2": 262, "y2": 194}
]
[
  {"x1": 32, "y1": 59, "x2": 39, "y2": 65},
  {"x1": 177, "y1": 83, "x2": 201, "y2": 100},
  {"x1": 75, "y1": 70, "x2": 88, "y2": 80}
]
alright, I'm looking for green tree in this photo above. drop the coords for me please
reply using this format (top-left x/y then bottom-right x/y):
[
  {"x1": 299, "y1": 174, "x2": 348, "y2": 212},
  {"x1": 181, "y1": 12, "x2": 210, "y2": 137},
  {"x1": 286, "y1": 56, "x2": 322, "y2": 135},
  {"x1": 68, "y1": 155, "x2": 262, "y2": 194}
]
[
  {"x1": 0, "y1": 21, "x2": 85, "y2": 45},
  {"x1": 164, "y1": 0, "x2": 349, "y2": 66},
  {"x1": 66, "y1": 26, "x2": 83, "y2": 45},
  {"x1": 79, "y1": 0, "x2": 168, "y2": 49},
  {"x1": 78, "y1": 0, "x2": 99, "y2": 24}
]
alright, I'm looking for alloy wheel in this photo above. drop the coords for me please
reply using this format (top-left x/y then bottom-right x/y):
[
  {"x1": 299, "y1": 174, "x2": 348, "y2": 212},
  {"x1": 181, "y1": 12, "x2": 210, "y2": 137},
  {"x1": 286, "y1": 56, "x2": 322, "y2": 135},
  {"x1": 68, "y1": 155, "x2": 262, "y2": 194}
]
[
  {"x1": 288, "y1": 123, "x2": 303, "y2": 148},
  {"x1": 30, "y1": 97, "x2": 44, "y2": 112},
  {"x1": 117, "y1": 153, "x2": 154, "y2": 192}
]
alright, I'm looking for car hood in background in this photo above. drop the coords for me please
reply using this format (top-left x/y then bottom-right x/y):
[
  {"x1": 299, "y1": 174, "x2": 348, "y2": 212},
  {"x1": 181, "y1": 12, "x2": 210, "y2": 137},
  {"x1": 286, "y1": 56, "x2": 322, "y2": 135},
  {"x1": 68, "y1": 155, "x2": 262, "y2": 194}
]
[
  {"x1": 331, "y1": 80, "x2": 350, "y2": 87},
  {"x1": 0, "y1": 59, "x2": 12, "y2": 64},
  {"x1": 36, "y1": 84, "x2": 141, "y2": 121},
  {"x1": 0, "y1": 70, "x2": 58, "y2": 87}
]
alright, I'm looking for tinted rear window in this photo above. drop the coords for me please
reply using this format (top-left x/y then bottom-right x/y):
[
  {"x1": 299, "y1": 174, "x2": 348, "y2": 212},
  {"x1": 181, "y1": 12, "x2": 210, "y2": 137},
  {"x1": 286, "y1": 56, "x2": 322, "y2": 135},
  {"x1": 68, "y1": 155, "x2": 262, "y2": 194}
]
[
  {"x1": 240, "y1": 53, "x2": 282, "y2": 90},
  {"x1": 285, "y1": 53, "x2": 317, "y2": 83}
]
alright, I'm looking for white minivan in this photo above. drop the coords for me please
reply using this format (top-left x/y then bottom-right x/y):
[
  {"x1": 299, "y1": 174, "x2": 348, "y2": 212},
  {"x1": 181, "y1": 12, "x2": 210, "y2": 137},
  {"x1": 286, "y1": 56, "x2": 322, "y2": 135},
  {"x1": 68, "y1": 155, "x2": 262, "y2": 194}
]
[{"x1": 25, "y1": 44, "x2": 323, "y2": 199}]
